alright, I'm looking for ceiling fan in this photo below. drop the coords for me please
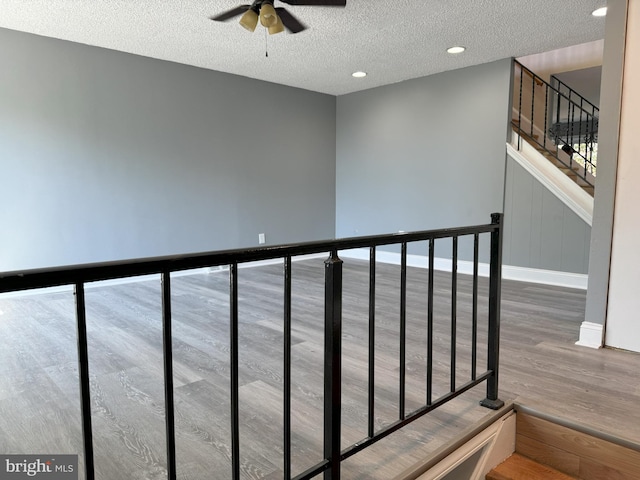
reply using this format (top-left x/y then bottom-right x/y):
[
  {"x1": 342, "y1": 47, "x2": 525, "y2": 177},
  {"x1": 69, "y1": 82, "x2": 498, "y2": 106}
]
[{"x1": 210, "y1": 0, "x2": 347, "y2": 35}]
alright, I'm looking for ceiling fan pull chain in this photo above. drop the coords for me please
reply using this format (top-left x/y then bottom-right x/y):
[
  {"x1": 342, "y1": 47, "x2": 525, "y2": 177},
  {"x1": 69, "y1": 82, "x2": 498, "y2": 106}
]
[{"x1": 265, "y1": 27, "x2": 269, "y2": 57}]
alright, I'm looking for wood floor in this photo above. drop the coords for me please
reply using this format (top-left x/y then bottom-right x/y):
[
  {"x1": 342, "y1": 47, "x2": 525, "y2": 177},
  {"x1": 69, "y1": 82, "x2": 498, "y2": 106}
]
[{"x1": 0, "y1": 257, "x2": 639, "y2": 479}]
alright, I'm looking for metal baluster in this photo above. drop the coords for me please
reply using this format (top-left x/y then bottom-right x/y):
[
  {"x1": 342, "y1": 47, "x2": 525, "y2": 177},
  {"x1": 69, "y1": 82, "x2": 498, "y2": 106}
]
[
  {"x1": 161, "y1": 272, "x2": 177, "y2": 480},
  {"x1": 399, "y1": 242, "x2": 407, "y2": 419},
  {"x1": 592, "y1": 130, "x2": 596, "y2": 177},
  {"x1": 543, "y1": 84, "x2": 549, "y2": 149},
  {"x1": 569, "y1": 102, "x2": 575, "y2": 170},
  {"x1": 530, "y1": 73, "x2": 536, "y2": 139},
  {"x1": 472, "y1": 234, "x2": 479, "y2": 381},
  {"x1": 556, "y1": 86, "x2": 561, "y2": 128},
  {"x1": 580, "y1": 106, "x2": 586, "y2": 180},
  {"x1": 450, "y1": 237, "x2": 457, "y2": 393},
  {"x1": 427, "y1": 239, "x2": 434, "y2": 406},
  {"x1": 324, "y1": 250, "x2": 343, "y2": 480},
  {"x1": 368, "y1": 246, "x2": 376, "y2": 438},
  {"x1": 518, "y1": 62, "x2": 523, "y2": 150},
  {"x1": 230, "y1": 263, "x2": 240, "y2": 480},
  {"x1": 74, "y1": 282, "x2": 95, "y2": 480},
  {"x1": 284, "y1": 256, "x2": 292, "y2": 480}
]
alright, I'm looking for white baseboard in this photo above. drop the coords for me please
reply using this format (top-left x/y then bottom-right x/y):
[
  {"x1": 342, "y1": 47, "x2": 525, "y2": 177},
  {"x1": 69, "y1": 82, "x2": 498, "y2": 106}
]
[
  {"x1": 501, "y1": 265, "x2": 588, "y2": 290},
  {"x1": 575, "y1": 321, "x2": 603, "y2": 349},
  {"x1": 338, "y1": 249, "x2": 490, "y2": 276},
  {"x1": 339, "y1": 249, "x2": 588, "y2": 290}
]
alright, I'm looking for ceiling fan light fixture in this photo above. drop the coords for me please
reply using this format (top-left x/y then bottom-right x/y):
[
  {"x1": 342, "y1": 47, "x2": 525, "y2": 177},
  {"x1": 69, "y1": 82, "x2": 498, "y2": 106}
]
[
  {"x1": 260, "y1": 3, "x2": 278, "y2": 27},
  {"x1": 239, "y1": 9, "x2": 259, "y2": 32},
  {"x1": 269, "y1": 15, "x2": 285, "y2": 35}
]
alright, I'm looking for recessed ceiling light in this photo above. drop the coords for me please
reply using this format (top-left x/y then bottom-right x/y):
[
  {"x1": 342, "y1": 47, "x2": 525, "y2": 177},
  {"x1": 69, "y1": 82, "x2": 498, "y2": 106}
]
[
  {"x1": 447, "y1": 46, "x2": 466, "y2": 54},
  {"x1": 352, "y1": 71, "x2": 367, "y2": 78},
  {"x1": 592, "y1": 7, "x2": 607, "y2": 16}
]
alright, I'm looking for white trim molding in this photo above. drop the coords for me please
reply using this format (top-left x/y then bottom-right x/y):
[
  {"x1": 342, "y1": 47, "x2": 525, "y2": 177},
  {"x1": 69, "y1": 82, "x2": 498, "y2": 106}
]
[
  {"x1": 575, "y1": 321, "x2": 604, "y2": 349},
  {"x1": 339, "y1": 249, "x2": 588, "y2": 290},
  {"x1": 506, "y1": 135, "x2": 593, "y2": 227},
  {"x1": 501, "y1": 265, "x2": 587, "y2": 290}
]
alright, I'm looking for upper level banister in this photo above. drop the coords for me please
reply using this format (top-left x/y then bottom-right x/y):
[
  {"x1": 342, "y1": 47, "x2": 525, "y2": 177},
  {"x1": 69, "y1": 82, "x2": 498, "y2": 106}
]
[
  {"x1": 512, "y1": 59, "x2": 598, "y2": 188},
  {"x1": 515, "y1": 60, "x2": 599, "y2": 118},
  {"x1": 551, "y1": 73, "x2": 599, "y2": 114},
  {"x1": 522, "y1": 65, "x2": 544, "y2": 86},
  {"x1": 0, "y1": 223, "x2": 499, "y2": 293},
  {"x1": 0, "y1": 213, "x2": 504, "y2": 480}
]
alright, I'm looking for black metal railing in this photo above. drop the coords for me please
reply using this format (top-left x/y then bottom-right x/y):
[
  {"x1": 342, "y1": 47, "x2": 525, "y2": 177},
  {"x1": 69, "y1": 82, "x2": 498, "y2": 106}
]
[
  {"x1": 0, "y1": 214, "x2": 504, "y2": 480},
  {"x1": 513, "y1": 60, "x2": 598, "y2": 187},
  {"x1": 550, "y1": 74, "x2": 600, "y2": 120}
]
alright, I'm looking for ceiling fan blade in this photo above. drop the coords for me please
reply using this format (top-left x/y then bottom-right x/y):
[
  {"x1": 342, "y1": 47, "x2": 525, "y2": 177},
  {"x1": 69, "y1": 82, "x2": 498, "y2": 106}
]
[
  {"x1": 210, "y1": 5, "x2": 251, "y2": 22},
  {"x1": 275, "y1": 7, "x2": 307, "y2": 33},
  {"x1": 278, "y1": 0, "x2": 346, "y2": 5}
]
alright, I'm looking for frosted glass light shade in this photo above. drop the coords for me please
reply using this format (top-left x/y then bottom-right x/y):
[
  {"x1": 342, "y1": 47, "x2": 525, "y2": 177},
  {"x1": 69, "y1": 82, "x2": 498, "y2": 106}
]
[
  {"x1": 239, "y1": 9, "x2": 259, "y2": 32},
  {"x1": 447, "y1": 46, "x2": 465, "y2": 54},
  {"x1": 260, "y1": 3, "x2": 277, "y2": 27},
  {"x1": 269, "y1": 15, "x2": 285, "y2": 35}
]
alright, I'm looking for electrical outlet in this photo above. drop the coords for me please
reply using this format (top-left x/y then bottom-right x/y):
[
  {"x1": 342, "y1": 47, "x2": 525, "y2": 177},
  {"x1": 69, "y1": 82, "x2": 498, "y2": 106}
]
[{"x1": 258, "y1": 233, "x2": 266, "y2": 244}]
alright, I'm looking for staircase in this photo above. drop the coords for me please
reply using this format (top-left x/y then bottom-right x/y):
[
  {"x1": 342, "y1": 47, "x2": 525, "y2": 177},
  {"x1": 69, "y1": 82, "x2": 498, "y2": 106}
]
[
  {"x1": 513, "y1": 125, "x2": 595, "y2": 197},
  {"x1": 397, "y1": 405, "x2": 640, "y2": 479},
  {"x1": 512, "y1": 60, "x2": 598, "y2": 198},
  {"x1": 484, "y1": 408, "x2": 640, "y2": 480},
  {"x1": 487, "y1": 453, "x2": 576, "y2": 480}
]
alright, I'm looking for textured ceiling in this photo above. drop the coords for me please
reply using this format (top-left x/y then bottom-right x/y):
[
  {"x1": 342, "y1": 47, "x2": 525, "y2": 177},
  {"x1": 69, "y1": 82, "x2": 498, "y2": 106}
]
[{"x1": 0, "y1": 0, "x2": 607, "y2": 95}]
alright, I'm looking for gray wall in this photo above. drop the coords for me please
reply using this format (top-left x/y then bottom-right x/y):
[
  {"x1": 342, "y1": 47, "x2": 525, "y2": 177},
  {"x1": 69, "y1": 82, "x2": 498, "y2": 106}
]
[
  {"x1": 335, "y1": 59, "x2": 512, "y2": 260},
  {"x1": 0, "y1": 28, "x2": 336, "y2": 271},
  {"x1": 0, "y1": 28, "x2": 589, "y2": 276},
  {"x1": 503, "y1": 156, "x2": 591, "y2": 274}
]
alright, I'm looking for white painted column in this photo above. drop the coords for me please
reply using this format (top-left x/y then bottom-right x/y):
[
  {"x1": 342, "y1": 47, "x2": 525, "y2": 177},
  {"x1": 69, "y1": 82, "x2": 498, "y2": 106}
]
[
  {"x1": 605, "y1": 0, "x2": 640, "y2": 352},
  {"x1": 580, "y1": 0, "x2": 628, "y2": 348}
]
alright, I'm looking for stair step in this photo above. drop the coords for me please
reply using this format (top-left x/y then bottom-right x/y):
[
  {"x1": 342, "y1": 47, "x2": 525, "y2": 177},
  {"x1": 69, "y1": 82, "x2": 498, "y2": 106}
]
[
  {"x1": 513, "y1": 129, "x2": 595, "y2": 194},
  {"x1": 582, "y1": 185, "x2": 595, "y2": 196},
  {"x1": 486, "y1": 453, "x2": 577, "y2": 480},
  {"x1": 510, "y1": 123, "x2": 539, "y2": 141},
  {"x1": 557, "y1": 167, "x2": 577, "y2": 176},
  {"x1": 558, "y1": 170, "x2": 592, "y2": 186}
]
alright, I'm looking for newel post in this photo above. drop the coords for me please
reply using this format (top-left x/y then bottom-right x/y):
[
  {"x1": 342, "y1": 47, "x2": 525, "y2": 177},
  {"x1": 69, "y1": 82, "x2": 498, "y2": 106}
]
[
  {"x1": 324, "y1": 249, "x2": 343, "y2": 479},
  {"x1": 481, "y1": 213, "x2": 505, "y2": 410}
]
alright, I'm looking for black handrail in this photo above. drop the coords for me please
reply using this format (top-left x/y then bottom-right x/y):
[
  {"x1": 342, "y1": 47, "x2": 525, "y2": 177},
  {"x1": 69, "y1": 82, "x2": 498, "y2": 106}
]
[
  {"x1": 512, "y1": 60, "x2": 597, "y2": 187},
  {"x1": 0, "y1": 224, "x2": 500, "y2": 293},
  {"x1": 0, "y1": 214, "x2": 505, "y2": 480}
]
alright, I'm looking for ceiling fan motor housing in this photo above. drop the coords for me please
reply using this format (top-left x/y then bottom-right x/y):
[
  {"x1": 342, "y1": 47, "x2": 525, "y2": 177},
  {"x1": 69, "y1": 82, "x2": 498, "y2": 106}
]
[{"x1": 211, "y1": 0, "x2": 346, "y2": 35}]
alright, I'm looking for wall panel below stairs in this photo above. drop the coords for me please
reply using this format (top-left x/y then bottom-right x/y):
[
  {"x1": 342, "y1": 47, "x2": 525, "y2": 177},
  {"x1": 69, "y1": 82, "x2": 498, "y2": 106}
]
[{"x1": 503, "y1": 155, "x2": 591, "y2": 275}]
